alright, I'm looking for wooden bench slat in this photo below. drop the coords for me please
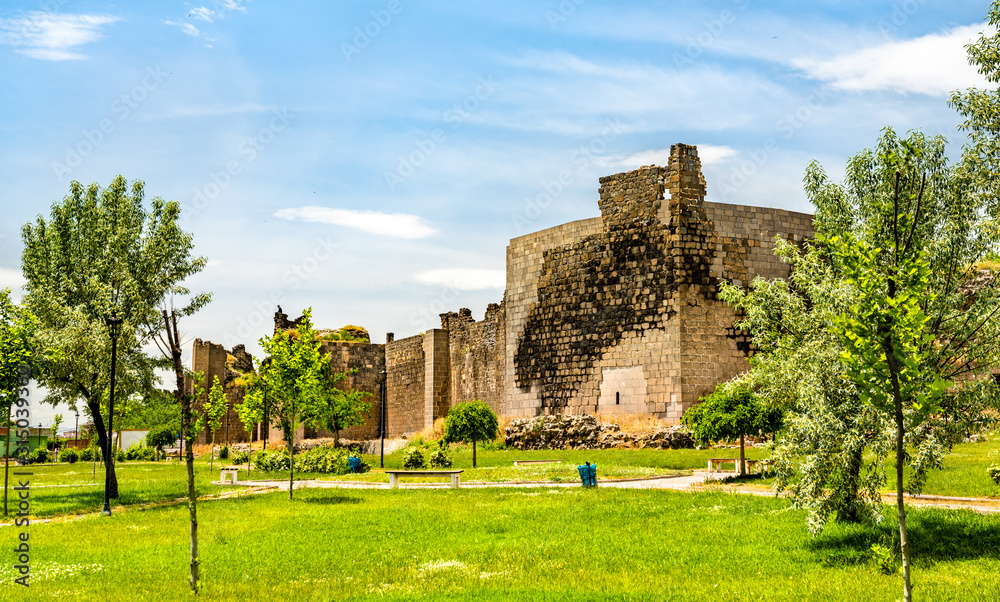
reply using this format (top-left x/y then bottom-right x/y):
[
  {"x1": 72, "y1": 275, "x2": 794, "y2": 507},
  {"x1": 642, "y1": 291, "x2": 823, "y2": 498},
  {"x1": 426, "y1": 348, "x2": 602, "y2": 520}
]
[{"x1": 385, "y1": 470, "x2": 463, "y2": 489}]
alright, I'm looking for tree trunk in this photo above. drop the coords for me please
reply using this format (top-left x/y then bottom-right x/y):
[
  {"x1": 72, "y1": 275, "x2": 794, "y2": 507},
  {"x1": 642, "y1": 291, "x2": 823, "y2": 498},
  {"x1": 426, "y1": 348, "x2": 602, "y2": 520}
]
[
  {"x1": 884, "y1": 333, "x2": 912, "y2": 602},
  {"x1": 739, "y1": 433, "x2": 746, "y2": 477},
  {"x1": 87, "y1": 399, "x2": 119, "y2": 498},
  {"x1": 287, "y1": 433, "x2": 295, "y2": 501},
  {"x1": 3, "y1": 404, "x2": 11, "y2": 516},
  {"x1": 164, "y1": 310, "x2": 198, "y2": 593},
  {"x1": 472, "y1": 439, "x2": 477, "y2": 468}
]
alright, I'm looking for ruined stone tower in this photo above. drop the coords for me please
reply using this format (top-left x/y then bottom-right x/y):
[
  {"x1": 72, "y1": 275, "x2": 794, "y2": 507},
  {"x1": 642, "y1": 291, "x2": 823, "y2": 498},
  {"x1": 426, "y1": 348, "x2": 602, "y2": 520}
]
[{"x1": 505, "y1": 143, "x2": 812, "y2": 420}]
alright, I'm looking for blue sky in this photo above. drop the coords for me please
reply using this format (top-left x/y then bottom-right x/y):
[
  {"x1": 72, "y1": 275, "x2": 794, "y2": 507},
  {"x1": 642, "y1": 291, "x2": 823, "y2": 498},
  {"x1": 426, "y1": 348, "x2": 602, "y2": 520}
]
[{"x1": 0, "y1": 1, "x2": 994, "y2": 426}]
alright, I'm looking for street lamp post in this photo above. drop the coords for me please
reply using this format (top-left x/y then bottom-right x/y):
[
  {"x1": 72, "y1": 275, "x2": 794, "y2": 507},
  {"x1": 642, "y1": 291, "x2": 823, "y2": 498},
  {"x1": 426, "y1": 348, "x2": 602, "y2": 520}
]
[
  {"x1": 380, "y1": 368, "x2": 387, "y2": 469},
  {"x1": 74, "y1": 412, "x2": 79, "y2": 448},
  {"x1": 102, "y1": 312, "x2": 123, "y2": 516}
]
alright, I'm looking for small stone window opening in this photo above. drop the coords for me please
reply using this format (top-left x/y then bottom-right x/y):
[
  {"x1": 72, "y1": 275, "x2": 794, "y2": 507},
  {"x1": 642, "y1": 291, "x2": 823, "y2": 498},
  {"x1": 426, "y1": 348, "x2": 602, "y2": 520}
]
[{"x1": 616, "y1": 392, "x2": 620, "y2": 405}]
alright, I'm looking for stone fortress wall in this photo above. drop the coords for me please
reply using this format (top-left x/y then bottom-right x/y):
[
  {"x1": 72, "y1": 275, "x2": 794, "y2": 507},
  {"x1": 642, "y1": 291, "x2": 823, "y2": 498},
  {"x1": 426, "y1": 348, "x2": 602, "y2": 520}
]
[{"x1": 192, "y1": 144, "x2": 813, "y2": 441}]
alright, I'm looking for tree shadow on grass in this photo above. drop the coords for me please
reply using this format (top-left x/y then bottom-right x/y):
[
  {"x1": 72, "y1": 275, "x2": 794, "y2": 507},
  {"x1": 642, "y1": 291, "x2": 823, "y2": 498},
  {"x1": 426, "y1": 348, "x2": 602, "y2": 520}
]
[
  {"x1": 302, "y1": 495, "x2": 362, "y2": 505},
  {"x1": 807, "y1": 507, "x2": 1000, "y2": 568}
]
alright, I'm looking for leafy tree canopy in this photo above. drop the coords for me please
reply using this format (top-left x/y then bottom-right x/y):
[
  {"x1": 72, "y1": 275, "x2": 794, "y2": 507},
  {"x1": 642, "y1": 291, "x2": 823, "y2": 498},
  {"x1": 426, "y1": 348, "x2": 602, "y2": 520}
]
[{"x1": 443, "y1": 400, "x2": 498, "y2": 467}]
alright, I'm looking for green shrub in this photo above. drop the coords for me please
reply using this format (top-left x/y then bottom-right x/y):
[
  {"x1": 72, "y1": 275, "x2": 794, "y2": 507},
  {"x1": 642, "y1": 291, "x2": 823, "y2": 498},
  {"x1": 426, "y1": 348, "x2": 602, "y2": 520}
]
[
  {"x1": 255, "y1": 449, "x2": 291, "y2": 472},
  {"x1": 115, "y1": 448, "x2": 126, "y2": 463},
  {"x1": 869, "y1": 543, "x2": 898, "y2": 575},
  {"x1": 30, "y1": 446, "x2": 49, "y2": 464},
  {"x1": 219, "y1": 445, "x2": 230, "y2": 460},
  {"x1": 125, "y1": 443, "x2": 155, "y2": 461},
  {"x1": 60, "y1": 448, "x2": 79, "y2": 463},
  {"x1": 78, "y1": 446, "x2": 95, "y2": 462},
  {"x1": 231, "y1": 450, "x2": 250, "y2": 465},
  {"x1": 403, "y1": 447, "x2": 426, "y2": 469},
  {"x1": 429, "y1": 449, "x2": 452, "y2": 468},
  {"x1": 295, "y1": 446, "x2": 352, "y2": 474},
  {"x1": 988, "y1": 464, "x2": 1000, "y2": 485}
]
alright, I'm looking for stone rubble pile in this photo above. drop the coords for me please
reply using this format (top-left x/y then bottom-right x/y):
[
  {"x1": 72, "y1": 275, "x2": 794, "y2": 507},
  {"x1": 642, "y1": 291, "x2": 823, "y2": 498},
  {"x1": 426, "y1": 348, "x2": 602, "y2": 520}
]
[{"x1": 504, "y1": 414, "x2": 695, "y2": 450}]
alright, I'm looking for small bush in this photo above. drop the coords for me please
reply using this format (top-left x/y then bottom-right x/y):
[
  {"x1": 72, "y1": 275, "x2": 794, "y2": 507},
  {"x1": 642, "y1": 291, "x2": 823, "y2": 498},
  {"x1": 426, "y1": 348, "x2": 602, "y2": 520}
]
[
  {"x1": 78, "y1": 446, "x2": 95, "y2": 462},
  {"x1": 231, "y1": 450, "x2": 250, "y2": 465},
  {"x1": 988, "y1": 464, "x2": 1000, "y2": 485},
  {"x1": 125, "y1": 443, "x2": 155, "y2": 461},
  {"x1": 295, "y1": 446, "x2": 352, "y2": 474},
  {"x1": 115, "y1": 448, "x2": 126, "y2": 463},
  {"x1": 429, "y1": 449, "x2": 452, "y2": 468},
  {"x1": 60, "y1": 448, "x2": 79, "y2": 463},
  {"x1": 219, "y1": 445, "x2": 229, "y2": 460},
  {"x1": 403, "y1": 447, "x2": 426, "y2": 469},
  {"x1": 869, "y1": 543, "x2": 898, "y2": 575},
  {"x1": 255, "y1": 449, "x2": 291, "y2": 472},
  {"x1": 30, "y1": 446, "x2": 49, "y2": 464}
]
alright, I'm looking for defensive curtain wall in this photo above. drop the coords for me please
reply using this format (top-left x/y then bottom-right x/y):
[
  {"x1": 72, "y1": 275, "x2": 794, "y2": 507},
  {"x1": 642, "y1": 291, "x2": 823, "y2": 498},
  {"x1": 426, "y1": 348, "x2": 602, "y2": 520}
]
[{"x1": 190, "y1": 143, "x2": 812, "y2": 441}]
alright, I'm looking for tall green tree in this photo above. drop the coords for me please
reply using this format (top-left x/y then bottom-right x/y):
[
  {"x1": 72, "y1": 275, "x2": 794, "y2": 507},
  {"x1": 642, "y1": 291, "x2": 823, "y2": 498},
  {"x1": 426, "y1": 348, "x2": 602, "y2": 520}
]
[
  {"x1": 443, "y1": 400, "x2": 498, "y2": 468},
  {"x1": 1, "y1": 289, "x2": 39, "y2": 516},
  {"x1": 21, "y1": 175, "x2": 209, "y2": 498},
  {"x1": 725, "y1": 128, "x2": 1000, "y2": 602}
]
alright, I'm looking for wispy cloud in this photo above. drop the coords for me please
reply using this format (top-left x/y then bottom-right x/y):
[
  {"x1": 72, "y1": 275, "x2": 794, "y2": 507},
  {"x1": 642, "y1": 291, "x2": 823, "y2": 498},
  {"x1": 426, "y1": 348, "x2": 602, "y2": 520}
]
[
  {"x1": 275, "y1": 206, "x2": 437, "y2": 239},
  {"x1": 0, "y1": 12, "x2": 119, "y2": 60},
  {"x1": 793, "y1": 24, "x2": 989, "y2": 96},
  {"x1": 414, "y1": 268, "x2": 505, "y2": 290},
  {"x1": 165, "y1": 1, "x2": 249, "y2": 43}
]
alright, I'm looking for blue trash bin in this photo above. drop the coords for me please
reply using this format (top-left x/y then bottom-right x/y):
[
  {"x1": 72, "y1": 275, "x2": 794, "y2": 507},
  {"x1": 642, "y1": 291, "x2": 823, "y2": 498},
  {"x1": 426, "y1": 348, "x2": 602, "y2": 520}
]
[
  {"x1": 348, "y1": 456, "x2": 362, "y2": 473},
  {"x1": 577, "y1": 462, "x2": 597, "y2": 487}
]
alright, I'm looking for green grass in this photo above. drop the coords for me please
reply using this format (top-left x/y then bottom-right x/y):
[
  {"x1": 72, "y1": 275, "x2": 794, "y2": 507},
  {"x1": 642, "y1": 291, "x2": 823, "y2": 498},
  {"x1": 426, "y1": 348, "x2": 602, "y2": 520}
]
[
  {"x1": 4, "y1": 487, "x2": 999, "y2": 600},
  {"x1": 899, "y1": 436, "x2": 1000, "y2": 499}
]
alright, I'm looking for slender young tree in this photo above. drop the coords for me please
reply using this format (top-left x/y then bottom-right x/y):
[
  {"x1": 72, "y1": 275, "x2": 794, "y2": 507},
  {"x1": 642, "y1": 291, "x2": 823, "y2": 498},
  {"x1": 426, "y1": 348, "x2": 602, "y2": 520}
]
[
  {"x1": 242, "y1": 309, "x2": 328, "y2": 501},
  {"x1": 161, "y1": 309, "x2": 205, "y2": 593},
  {"x1": 204, "y1": 376, "x2": 227, "y2": 471}
]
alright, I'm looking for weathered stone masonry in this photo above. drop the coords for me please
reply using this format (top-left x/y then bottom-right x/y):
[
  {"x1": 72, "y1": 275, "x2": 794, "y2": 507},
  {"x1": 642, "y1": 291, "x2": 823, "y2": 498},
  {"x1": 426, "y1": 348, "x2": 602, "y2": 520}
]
[
  {"x1": 192, "y1": 143, "x2": 812, "y2": 438},
  {"x1": 505, "y1": 143, "x2": 812, "y2": 421}
]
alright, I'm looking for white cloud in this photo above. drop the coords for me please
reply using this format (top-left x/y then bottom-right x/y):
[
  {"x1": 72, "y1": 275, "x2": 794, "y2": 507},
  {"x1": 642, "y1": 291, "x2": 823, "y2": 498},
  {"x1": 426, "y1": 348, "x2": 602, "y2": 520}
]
[
  {"x1": 188, "y1": 7, "x2": 215, "y2": 23},
  {"x1": 793, "y1": 24, "x2": 990, "y2": 96},
  {"x1": 275, "y1": 206, "x2": 437, "y2": 239},
  {"x1": 414, "y1": 268, "x2": 505, "y2": 290},
  {"x1": 618, "y1": 144, "x2": 737, "y2": 169},
  {"x1": 0, "y1": 267, "x2": 26, "y2": 290},
  {"x1": 0, "y1": 12, "x2": 118, "y2": 60},
  {"x1": 165, "y1": 20, "x2": 201, "y2": 37}
]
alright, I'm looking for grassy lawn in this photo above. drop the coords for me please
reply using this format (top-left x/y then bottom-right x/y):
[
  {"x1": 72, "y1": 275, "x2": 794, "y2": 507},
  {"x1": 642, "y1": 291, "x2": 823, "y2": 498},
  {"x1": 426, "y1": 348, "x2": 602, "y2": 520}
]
[
  {"x1": 899, "y1": 436, "x2": 1000, "y2": 499},
  {"x1": 3, "y1": 487, "x2": 998, "y2": 600}
]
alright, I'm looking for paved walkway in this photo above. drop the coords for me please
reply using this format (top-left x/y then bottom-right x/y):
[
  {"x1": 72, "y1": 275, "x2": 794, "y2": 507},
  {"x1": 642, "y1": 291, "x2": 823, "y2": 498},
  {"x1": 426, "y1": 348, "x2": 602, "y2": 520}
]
[{"x1": 224, "y1": 471, "x2": 1000, "y2": 515}]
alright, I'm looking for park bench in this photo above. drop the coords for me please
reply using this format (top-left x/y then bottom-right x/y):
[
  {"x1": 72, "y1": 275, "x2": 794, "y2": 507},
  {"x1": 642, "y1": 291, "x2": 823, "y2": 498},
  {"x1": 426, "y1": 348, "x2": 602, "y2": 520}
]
[
  {"x1": 385, "y1": 470, "x2": 463, "y2": 489},
  {"x1": 707, "y1": 458, "x2": 758, "y2": 474},
  {"x1": 220, "y1": 467, "x2": 240, "y2": 484},
  {"x1": 512, "y1": 460, "x2": 562, "y2": 466}
]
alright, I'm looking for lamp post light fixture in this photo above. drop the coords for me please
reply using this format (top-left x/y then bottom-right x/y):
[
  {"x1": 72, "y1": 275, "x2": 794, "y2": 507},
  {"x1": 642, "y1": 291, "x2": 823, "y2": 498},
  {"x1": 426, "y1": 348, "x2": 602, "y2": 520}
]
[
  {"x1": 102, "y1": 312, "x2": 123, "y2": 516},
  {"x1": 380, "y1": 368, "x2": 387, "y2": 469}
]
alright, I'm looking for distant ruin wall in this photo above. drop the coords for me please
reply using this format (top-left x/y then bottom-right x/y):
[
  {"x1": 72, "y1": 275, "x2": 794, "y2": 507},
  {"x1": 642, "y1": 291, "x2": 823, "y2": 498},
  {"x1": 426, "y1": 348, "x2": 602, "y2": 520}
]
[
  {"x1": 191, "y1": 339, "x2": 253, "y2": 445},
  {"x1": 385, "y1": 334, "x2": 426, "y2": 437},
  {"x1": 314, "y1": 341, "x2": 385, "y2": 440},
  {"x1": 442, "y1": 303, "x2": 507, "y2": 417}
]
